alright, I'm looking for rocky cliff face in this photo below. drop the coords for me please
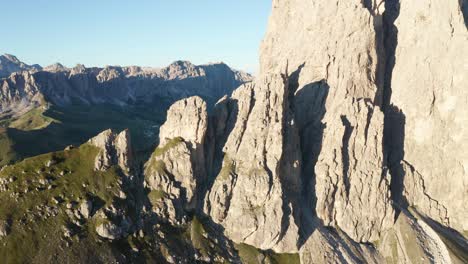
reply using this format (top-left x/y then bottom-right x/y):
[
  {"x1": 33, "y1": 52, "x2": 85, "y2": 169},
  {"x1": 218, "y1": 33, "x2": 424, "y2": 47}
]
[
  {"x1": 88, "y1": 129, "x2": 134, "y2": 176},
  {"x1": 385, "y1": 0, "x2": 468, "y2": 235},
  {"x1": 145, "y1": 0, "x2": 467, "y2": 262},
  {"x1": 0, "y1": 59, "x2": 252, "y2": 114},
  {"x1": 144, "y1": 96, "x2": 208, "y2": 225},
  {"x1": 259, "y1": 0, "x2": 394, "y2": 243}
]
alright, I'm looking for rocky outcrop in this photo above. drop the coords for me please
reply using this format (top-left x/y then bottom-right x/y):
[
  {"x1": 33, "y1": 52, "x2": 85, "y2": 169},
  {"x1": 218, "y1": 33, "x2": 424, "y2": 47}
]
[
  {"x1": 0, "y1": 54, "x2": 41, "y2": 78},
  {"x1": 259, "y1": 0, "x2": 394, "y2": 243},
  {"x1": 204, "y1": 69, "x2": 303, "y2": 253},
  {"x1": 314, "y1": 99, "x2": 393, "y2": 243},
  {"x1": 0, "y1": 71, "x2": 44, "y2": 113},
  {"x1": 96, "y1": 221, "x2": 123, "y2": 240},
  {"x1": 0, "y1": 56, "x2": 252, "y2": 114},
  {"x1": 0, "y1": 220, "x2": 10, "y2": 237},
  {"x1": 144, "y1": 96, "x2": 208, "y2": 224},
  {"x1": 385, "y1": 0, "x2": 468, "y2": 236},
  {"x1": 88, "y1": 129, "x2": 133, "y2": 175},
  {"x1": 154, "y1": 0, "x2": 465, "y2": 260}
]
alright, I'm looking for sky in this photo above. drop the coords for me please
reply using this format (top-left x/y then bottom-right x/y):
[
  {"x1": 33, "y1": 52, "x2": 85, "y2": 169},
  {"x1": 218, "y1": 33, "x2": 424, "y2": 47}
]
[{"x1": 1, "y1": 0, "x2": 272, "y2": 73}]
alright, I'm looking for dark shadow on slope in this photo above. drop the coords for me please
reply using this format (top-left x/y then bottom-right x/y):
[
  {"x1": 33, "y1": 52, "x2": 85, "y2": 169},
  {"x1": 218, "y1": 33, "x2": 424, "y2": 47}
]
[
  {"x1": 381, "y1": 0, "x2": 408, "y2": 221},
  {"x1": 199, "y1": 98, "x2": 240, "y2": 213},
  {"x1": 275, "y1": 64, "x2": 306, "y2": 245},
  {"x1": 460, "y1": 0, "x2": 468, "y2": 28},
  {"x1": 383, "y1": 105, "x2": 407, "y2": 213},
  {"x1": 5, "y1": 103, "x2": 166, "y2": 165},
  {"x1": 412, "y1": 210, "x2": 468, "y2": 263},
  {"x1": 340, "y1": 116, "x2": 353, "y2": 198},
  {"x1": 292, "y1": 75, "x2": 329, "y2": 247},
  {"x1": 382, "y1": 0, "x2": 400, "y2": 109}
]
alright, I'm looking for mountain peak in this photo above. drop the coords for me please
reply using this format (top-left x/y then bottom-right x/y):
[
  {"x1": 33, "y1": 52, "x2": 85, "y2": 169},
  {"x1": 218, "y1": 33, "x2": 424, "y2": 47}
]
[
  {"x1": 1, "y1": 54, "x2": 21, "y2": 64},
  {"x1": 44, "y1": 63, "x2": 68, "y2": 72},
  {"x1": 0, "y1": 54, "x2": 42, "y2": 78}
]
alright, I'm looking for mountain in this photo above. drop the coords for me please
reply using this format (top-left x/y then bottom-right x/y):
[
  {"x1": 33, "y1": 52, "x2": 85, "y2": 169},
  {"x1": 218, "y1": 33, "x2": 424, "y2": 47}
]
[
  {"x1": 0, "y1": 57, "x2": 251, "y2": 166},
  {"x1": 0, "y1": 0, "x2": 467, "y2": 263},
  {"x1": 146, "y1": 0, "x2": 468, "y2": 262},
  {"x1": 0, "y1": 58, "x2": 252, "y2": 114},
  {"x1": 0, "y1": 54, "x2": 42, "y2": 78}
]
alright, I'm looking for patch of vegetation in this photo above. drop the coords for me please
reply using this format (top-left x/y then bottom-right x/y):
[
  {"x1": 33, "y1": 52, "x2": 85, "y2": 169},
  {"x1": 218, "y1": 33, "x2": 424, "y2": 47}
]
[
  {"x1": 235, "y1": 243, "x2": 300, "y2": 264},
  {"x1": 218, "y1": 155, "x2": 235, "y2": 181},
  {"x1": 152, "y1": 137, "x2": 184, "y2": 157},
  {"x1": 148, "y1": 189, "x2": 166, "y2": 204},
  {"x1": 9, "y1": 106, "x2": 57, "y2": 131},
  {"x1": 235, "y1": 243, "x2": 263, "y2": 263},
  {"x1": 144, "y1": 137, "x2": 185, "y2": 176},
  {"x1": 0, "y1": 127, "x2": 18, "y2": 165},
  {"x1": 190, "y1": 216, "x2": 209, "y2": 257}
]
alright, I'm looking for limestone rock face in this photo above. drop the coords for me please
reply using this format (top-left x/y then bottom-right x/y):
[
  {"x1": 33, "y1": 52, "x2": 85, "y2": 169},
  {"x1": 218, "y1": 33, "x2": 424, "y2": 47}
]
[
  {"x1": 258, "y1": 0, "x2": 394, "y2": 243},
  {"x1": 0, "y1": 71, "x2": 44, "y2": 113},
  {"x1": 88, "y1": 129, "x2": 133, "y2": 175},
  {"x1": 137, "y1": 0, "x2": 467, "y2": 261},
  {"x1": 79, "y1": 200, "x2": 93, "y2": 219},
  {"x1": 96, "y1": 222, "x2": 123, "y2": 240},
  {"x1": 387, "y1": 0, "x2": 468, "y2": 234},
  {"x1": 315, "y1": 99, "x2": 394, "y2": 242},
  {"x1": 144, "y1": 96, "x2": 208, "y2": 224},
  {"x1": 159, "y1": 96, "x2": 208, "y2": 148},
  {"x1": 205, "y1": 72, "x2": 303, "y2": 253}
]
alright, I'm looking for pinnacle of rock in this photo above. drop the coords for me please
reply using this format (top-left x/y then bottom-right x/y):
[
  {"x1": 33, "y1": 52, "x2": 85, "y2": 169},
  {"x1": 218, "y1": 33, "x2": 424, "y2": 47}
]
[
  {"x1": 88, "y1": 129, "x2": 133, "y2": 175},
  {"x1": 144, "y1": 96, "x2": 209, "y2": 224}
]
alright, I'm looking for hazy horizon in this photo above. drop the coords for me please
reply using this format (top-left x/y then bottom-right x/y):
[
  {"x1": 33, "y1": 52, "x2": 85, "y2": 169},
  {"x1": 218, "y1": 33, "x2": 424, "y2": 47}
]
[{"x1": 1, "y1": 0, "x2": 271, "y2": 74}]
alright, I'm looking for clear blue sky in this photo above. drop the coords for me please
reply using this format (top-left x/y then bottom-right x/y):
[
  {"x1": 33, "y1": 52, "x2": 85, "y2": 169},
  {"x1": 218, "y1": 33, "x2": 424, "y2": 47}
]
[{"x1": 1, "y1": 1, "x2": 272, "y2": 73}]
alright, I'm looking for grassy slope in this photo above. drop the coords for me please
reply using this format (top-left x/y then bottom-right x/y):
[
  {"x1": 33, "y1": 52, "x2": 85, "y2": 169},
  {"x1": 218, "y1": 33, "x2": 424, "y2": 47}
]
[
  {"x1": 8, "y1": 107, "x2": 56, "y2": 130},
  {"x1": 235, "y1": 243, "x2": 300, "y2": 264},
  {"x1": 0, "y1": 103, "x2": 166, "y2": 166},
  {"x1": 0, "y1": 104, "x2": 302, "y2": 263},
  {"x1": 0, "y1": 144, "x2": 123, "y2": 263}
]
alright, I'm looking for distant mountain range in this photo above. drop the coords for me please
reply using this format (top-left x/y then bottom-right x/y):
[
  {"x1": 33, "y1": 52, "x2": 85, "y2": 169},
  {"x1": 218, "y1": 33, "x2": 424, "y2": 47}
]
[
  {"x1": 0, "y1": 54, "x2": 252, "y2": 166},
  {"x1": 0, "y1": 54, "x2": 252, "y2": 114}
]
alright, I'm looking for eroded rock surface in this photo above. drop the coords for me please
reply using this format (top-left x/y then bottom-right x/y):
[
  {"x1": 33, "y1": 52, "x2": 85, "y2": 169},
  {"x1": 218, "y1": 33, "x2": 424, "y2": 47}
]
[
  {"x1": 386, "y1": 0, "x2": 468, "y2": 235},
  {"x1": 88, "y1": 129, "x2": 133, "y2": 175},
  {"x1": 144, "y1": 96, "x2": 208, "y2": 225},
  {"x1": 204, "y1": 72, "x2": 303, "y2": 253},
  {"x1": 259, "y1": 0, "x2": 394, "y2": 243}
]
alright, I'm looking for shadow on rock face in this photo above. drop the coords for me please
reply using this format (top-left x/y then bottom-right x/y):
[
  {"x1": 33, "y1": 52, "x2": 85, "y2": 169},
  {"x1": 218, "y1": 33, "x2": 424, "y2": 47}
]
[
  {"x1": 290, "y1": 68, "x2": 330, "y2": 246},
  {"x1": 383, "y1": 104, "x2": 407, "y2": 219},
  {"x1": 460, "y1": 0, "x2": 468, "y2": 28}
]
